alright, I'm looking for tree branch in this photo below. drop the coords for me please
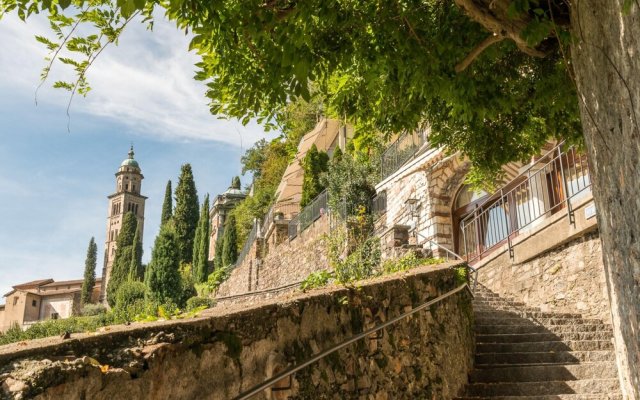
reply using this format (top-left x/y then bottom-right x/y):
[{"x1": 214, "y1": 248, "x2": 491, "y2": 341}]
[{"x1": 455, "y1": 33, "x2": 505, "y2": 73}]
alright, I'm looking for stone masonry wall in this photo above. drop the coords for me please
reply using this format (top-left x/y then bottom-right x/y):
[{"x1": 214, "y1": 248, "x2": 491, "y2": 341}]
[
  {"x1": 216, "y1": 215, "x2": 332, "y2": 299},
  {"x1": 0, "y1": 264, "x2": 474, "y2": 400},
  {"x1": 376, "y1": 148, "x2": 468, "y2": 253},
  {"x1": 478, "y1": 231, "x2": 610, "y2": 322}
]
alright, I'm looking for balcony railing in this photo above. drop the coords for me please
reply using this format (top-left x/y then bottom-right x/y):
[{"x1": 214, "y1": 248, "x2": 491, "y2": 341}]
[
  {"x1": 234, "y1": 222, "x2": 258, "y2": 268},
  {"x1": 460, "y1": 144, "x2": 591, "y2": 263},
  {"x1": 288, "y1": 190, "x2": 330, "y2": 239},
  {"x1": 380, "y1": 129, "x2": 429, "y2": 180}
]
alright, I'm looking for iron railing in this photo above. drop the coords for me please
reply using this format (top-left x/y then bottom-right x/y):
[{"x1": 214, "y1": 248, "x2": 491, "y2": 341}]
[
  {"x1": 233, "y1": 281, "x2": 472, "y2": 400},
  {"x1": 460, "y1": 144, "x2": 591, "y2": 263},
  {"x1": 234, "y1": 222, "x2": 258, "y2": 269},
  {"x1": 288, "y1": 190, "x2": 329, "y2": 239},
  {"x1": 262, "y1": 202, "x2": 300, "y2": 236},
  {"x1": 380, "y1": 129, "x2": 429, "y2": 180}
]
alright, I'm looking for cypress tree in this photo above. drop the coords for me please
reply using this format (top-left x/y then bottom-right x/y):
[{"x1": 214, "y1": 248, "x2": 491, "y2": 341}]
[
  {"x1": 129, "y1": 224, "x2": 143, "y2": 281},
  {"x1": 145, "y1": 224, "x2": 182, "y2": 306},
  {"x1": 214, "y1": 234, "x2": 224, "y2": 270},
  {"x1": 174, "y1": 164, "x2": 199, "y2": 265},
  {"x1": 107, "y1": 212, "x2": 138, "y2": 307},
  {"x1": 193, "y1": 194, "x2": 210, "y2": 283},
  {"x1": 221, "y1": 214, "x2": 238, "y2": 267},
  {"x1": 80, "y1": 237, "x2": 97, "y2": 305},
  {"x1": 301, "y1": 144, "x2": 329, "y2": 207},
  {"x1": 161, "y1": 180, "x2": 173, "y2": 226}
]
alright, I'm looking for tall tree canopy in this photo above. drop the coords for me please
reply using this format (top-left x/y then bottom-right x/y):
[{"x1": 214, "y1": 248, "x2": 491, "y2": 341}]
[
  {"x1": 106, "y1": 212, "x2": 137, "y2": 307},
  {"x1": 129, "y1": 224, "x2": 143, "y2": 281},
  {"x1": 145, "y1": 223, "x2": 182, "y2": 306},
  {"x1": 80, "y1": 237, "x2": 97, "y2": 305},
  {"x1": 300, "y1": 144, "x2": 329, "y2": 207},
  {"x1": 2, "y1": 0, "x2": 639, "y2": 394},
  {"x1": 173, "y1": 164, "x2": 199, "y2": 265},
  {"x1": 160, "y1": 180, "x2": 173, "y2": 226},
  {"x1": 192, "y1": 194, "x2": 210, "y2": 283},
  {"x1": 221, "y1": 213, "x2": 238, "y2": 267}
]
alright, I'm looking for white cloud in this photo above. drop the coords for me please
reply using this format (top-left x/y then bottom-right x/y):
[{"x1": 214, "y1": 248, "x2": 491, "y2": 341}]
[{"x1": 0, "y1": 12, "x2": 271, "y2": 145}]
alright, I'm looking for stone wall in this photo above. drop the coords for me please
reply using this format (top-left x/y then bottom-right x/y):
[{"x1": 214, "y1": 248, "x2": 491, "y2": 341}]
[
  {"x1": 216, "y1": 215, "x2": 332, "y2": 299},
  {"x1": 478, "y1": 232, "x2": 609, "y2": 322},
  {"x1": 0, "y1": 264, "x2": 474, "y2": 400},
  {"x1": 376, "y1": 148, "x2": 469, "y2": 253},
  {"x1": 474, "y1": 196, "x2": 610, "y2": 322}
]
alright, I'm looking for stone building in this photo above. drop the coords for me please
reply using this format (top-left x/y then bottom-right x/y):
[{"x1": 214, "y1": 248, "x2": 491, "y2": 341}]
[
  {"x1": 99, "y1": 146, "x2": 146, "y2": 303},
  {"x1": 0, "y1": 278, "x2": 102, "y2": 332},
  {"x1": 207, "y1": 177, "x2": 246, "y2": 261}
]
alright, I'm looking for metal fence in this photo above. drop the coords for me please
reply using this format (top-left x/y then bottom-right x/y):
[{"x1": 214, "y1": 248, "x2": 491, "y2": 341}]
[
  {"x1": 380, "y1": 129, "x2": 429, "y2": 180},
  {"x1": 234, "y1": 222, "x2": 258, "y2": 269},
  {"x1": 460, "y1": 144, "x2": 591, "y2": 263},
  {"x1": 288, "y1": 190, "x2": 329, "y2": 239}
]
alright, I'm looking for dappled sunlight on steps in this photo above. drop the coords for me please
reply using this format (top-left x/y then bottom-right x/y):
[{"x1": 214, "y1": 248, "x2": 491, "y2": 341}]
[{"x1": 455, "y1": 285, "x2": 621, "y2": 400}]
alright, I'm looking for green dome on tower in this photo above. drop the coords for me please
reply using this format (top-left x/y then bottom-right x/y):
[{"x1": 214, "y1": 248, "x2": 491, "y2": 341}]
[{"x1": 121, "y1": 146, "x2": 140, "y2": 169}]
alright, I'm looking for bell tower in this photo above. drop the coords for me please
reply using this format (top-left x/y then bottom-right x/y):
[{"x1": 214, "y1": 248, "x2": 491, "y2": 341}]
[{"x1": 99, "y1": 146, "x2": 147, "y2": 303}]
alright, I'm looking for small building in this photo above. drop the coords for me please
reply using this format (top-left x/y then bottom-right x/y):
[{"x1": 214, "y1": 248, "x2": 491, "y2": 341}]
[
  {"x1": 0, "y1": 278, "x2": 102, "y2": 332},
  {"x1": 208, "y1": 178, "x2": 247, "y2": 261}
]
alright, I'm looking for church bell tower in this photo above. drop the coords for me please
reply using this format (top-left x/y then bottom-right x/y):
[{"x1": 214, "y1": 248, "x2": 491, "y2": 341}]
[{"x1": 99, "y1": 146, "x2": 147, "y2": 303}]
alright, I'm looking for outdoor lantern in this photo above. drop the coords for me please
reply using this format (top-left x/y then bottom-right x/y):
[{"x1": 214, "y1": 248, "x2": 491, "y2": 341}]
[{"x1": 405, "y1": 198, "x2": 419, "y2": 219}]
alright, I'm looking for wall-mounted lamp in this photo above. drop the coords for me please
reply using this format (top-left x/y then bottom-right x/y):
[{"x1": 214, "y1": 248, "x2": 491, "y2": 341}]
[{"x1": 405, "y1": 198, "x2": 419, "y2": 219}]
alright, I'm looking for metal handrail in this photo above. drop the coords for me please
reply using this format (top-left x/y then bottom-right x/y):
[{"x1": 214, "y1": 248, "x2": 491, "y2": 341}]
[
  {"x1": 460, "y1": 144, "x2": 591, "y2": 263},
  {"x1": 414, "y1": 231, "x2": 478, "y2": 292},
  {"x1": 233, "y1": 282, "x2": 471, "y2": 400},
  {"x1": 215, "y1": 280, "x2": 304, "y2": 302}
]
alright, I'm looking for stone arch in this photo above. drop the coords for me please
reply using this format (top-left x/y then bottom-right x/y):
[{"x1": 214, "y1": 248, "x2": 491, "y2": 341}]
[{"x1": 425, "y1": 155, "x2": 470, "y2": 251}]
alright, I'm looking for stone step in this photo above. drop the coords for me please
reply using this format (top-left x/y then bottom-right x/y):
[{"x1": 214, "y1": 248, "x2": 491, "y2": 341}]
[
  {"x1": 475, "y1": 351, "x2": 616, "y2": 365},
  {"x1": 476, "y1": 340, "x2": 614, "y2": 353},
  {"x1": 475, "y1": 310, "x2": 584, "y2": 319},
  {"x1": 476, "y1": 324, "x2": 612, "y2": 335},
  {"x1": 474, "y1": 306, "x2": 541, "y2": 313},
  {"x1": 456, "y1": 394, "x2": 623, "y2": 400},
  {"x1": 463, "y1": 379, "x2": 622, "y2": 396},
  {"x1": 476, "y1": 317, "x2": 604, "y2": 326},
  {"x1": 469, "y1": 362, "x2": 618, "y2": 383},
  {"x1": 472, "y1": 298, "x2": 527, "y2": 307},
  {"x1": 477, "y1": 331, "x2": 614, "y2": 343}
]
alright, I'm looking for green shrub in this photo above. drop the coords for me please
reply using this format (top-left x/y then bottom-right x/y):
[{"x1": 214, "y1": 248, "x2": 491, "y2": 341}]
[
  {"x1": 328, "y1": 228, "x2": 381, "y2": 284},
  {"x1": 195, "y1": 266, "x2": 231, "y2": 297},
  {"x1": 300, "y1": 270, "x2": 334, "y2": 292},
  {"x1": 0, "y1": 315, "x2": 116, "y2": 346},
  {"x1": 81, "y1": 303, "x2": 107, "y2": 316},
  {"x1": 186, "y1": 296, "x2": 215, "y2": 311},
  {"x1": 382, "y1": 251, "x2": 444, "y2": 274},
  {"x1": 115, "y1": 281, "x2": 147, "y2": 310}
]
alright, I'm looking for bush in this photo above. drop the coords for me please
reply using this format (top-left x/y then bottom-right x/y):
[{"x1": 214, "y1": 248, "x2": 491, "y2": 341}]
[
  {"x1": 115, "y1": 281, "x2": 147, "y2": 310},
  {"x1": 186, "y1": 296, "x2": 215, "y2": 311},
  {"x1": 382, "y1": 251, "x2": 444, "y2": 274},
  {"x1": 195, "y1": 266, "x2": 231, "y2": 297},
  {"x1": 0, "y1": 315, "x2": 116, "y2": 346},
  {"x1": 81, "y1": 303, "x2": 107, "y2": 316},
  {"x1": 327, "y1": 228, "x2": 381, "y2": 284},
  {"x1": 300, "y1": 270, "x2": 334, "y2": 292}
]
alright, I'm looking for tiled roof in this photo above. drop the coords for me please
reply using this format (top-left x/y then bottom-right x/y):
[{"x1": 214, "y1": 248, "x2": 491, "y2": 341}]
[{"x1": 12, "y1": 279, "x2": 54, "y2": 290}]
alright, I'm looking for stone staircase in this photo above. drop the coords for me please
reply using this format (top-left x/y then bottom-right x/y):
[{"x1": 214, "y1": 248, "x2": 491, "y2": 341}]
[{"x1": 456, "y1": 285, "x2": 622, "y2": 399}]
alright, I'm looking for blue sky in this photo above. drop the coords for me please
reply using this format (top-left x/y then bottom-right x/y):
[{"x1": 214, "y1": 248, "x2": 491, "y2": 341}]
[{"x1": 0, "y1": 13, "x2": 273, "y2": 297}]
